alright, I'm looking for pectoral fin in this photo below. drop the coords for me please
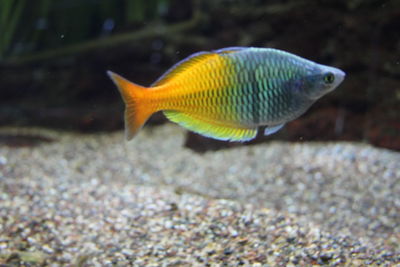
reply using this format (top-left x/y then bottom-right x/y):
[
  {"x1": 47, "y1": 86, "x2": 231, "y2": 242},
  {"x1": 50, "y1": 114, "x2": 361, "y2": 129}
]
[{"x1": 264, "y1": 124, "x2": 285, "y2": 136}]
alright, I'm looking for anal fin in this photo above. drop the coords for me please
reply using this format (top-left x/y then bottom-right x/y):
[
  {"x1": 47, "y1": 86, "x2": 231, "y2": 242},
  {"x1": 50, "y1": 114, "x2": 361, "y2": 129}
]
[{"x1": 164, "y1": 110, "x2": 257, "y2": 142}]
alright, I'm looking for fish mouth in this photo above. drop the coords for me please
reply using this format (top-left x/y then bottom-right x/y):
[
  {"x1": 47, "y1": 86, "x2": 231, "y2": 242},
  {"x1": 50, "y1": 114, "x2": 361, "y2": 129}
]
[{"x1": 334, "y1": 68, "x2": 346, "y2": 87}]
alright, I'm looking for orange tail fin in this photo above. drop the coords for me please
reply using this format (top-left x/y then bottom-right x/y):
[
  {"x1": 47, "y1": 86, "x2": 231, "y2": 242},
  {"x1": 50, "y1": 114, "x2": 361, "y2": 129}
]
[{"x1": 107, "y1": 71, "x2": 154, "y2": 140}]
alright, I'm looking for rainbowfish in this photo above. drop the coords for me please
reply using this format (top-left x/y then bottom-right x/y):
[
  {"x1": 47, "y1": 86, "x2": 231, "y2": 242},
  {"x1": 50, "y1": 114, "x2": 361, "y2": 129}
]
[{"x1": 108, "y1": 47, "x2": 345, "y2": 141}]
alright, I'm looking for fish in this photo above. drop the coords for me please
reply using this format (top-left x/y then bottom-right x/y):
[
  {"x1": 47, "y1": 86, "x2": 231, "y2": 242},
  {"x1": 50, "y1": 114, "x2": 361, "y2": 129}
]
[{"x1": 107, "y1": 47, "x2": 345, "y2": 141}]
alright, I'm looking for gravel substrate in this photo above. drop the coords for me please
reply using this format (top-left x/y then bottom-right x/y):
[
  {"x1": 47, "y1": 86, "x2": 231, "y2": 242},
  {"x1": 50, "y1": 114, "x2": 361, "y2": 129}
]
[{"x1": 0, "y1": 125, "x2": 399, "y2": 266}]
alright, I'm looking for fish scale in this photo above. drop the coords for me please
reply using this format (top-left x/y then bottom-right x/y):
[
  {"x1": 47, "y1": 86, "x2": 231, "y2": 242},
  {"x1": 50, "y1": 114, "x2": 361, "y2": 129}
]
[{"x1": 108, "y1": 47, "x2": 345, "y2": 141}]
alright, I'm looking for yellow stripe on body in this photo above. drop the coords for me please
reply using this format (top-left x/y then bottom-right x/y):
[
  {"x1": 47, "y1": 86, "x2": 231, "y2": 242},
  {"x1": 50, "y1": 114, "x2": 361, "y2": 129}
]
[{"x1": 148, "y1": 53, "x2": 241, "y2": 128}]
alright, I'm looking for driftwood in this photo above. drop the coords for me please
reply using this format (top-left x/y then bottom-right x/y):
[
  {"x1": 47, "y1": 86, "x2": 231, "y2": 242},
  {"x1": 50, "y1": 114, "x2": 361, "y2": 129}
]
[{"x1": 3, "y1": 10, "x2": 203, "y2": 65}]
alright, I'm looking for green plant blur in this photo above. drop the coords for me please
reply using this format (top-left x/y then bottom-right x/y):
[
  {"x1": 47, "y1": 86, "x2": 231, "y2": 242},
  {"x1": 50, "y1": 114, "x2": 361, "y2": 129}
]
[{"x1": 0, "y1": 0, "x2": 169, "y2": 60}]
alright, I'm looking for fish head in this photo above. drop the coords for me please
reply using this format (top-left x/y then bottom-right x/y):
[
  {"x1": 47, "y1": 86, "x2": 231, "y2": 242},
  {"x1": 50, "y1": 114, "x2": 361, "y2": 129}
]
[{"x1": 301, "y1": 64, "x2": 346, "y2": 100}]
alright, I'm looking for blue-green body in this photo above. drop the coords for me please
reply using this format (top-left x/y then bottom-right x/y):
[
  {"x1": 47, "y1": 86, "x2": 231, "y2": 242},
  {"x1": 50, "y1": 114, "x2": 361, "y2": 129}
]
[{"x1": 213, "y1": 47, "x2": 345, "y2": 133}]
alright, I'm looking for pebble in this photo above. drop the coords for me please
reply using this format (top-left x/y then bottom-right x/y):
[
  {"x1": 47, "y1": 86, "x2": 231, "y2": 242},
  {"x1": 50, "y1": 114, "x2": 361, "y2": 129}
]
[{"x1": 0, "y1": 156, "x2": 7, "y2": 165}]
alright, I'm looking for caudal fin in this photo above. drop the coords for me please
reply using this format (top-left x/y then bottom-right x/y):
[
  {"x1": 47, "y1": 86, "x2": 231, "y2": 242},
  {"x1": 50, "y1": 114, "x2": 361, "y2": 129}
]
[{"x1": 107, "y1": 71, "x2": 153, "y2": 140}]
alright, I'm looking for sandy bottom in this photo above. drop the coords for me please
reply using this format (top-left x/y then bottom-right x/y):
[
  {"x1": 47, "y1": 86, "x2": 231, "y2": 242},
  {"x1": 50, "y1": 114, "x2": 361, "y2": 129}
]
[{"x1": 0, "y1": 125, "x2": 399, "y2": 266}]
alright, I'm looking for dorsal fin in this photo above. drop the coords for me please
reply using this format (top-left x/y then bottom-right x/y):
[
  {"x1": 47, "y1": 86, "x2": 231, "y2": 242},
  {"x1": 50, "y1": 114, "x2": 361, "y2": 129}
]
[
  {"x1": 213, "y1": 46, "x2": 247, "y2": 54},
  {"x1": 151, "y1": 51, "x2": 215, "y2": 87},
  {"x1": 151, "y1": 47, "x2": 247, "y2": 87}
]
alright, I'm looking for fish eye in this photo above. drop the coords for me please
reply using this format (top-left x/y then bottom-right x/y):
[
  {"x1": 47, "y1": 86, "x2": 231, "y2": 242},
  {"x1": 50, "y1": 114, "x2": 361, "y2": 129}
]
[{"x1": 323, "y1": 72, "x2": 335, "y2": 84}]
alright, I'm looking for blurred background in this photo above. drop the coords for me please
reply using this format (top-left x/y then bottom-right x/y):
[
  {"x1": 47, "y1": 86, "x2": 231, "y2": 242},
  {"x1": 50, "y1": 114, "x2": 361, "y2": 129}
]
[{"x1": 0, "y1": 0, "x2": 399, "y2": 151}]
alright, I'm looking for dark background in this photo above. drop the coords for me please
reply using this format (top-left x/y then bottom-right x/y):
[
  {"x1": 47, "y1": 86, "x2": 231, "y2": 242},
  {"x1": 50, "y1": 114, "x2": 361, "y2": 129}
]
[{"x1": 1, "y1": 0, "x2": 399, "y2": 151}]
